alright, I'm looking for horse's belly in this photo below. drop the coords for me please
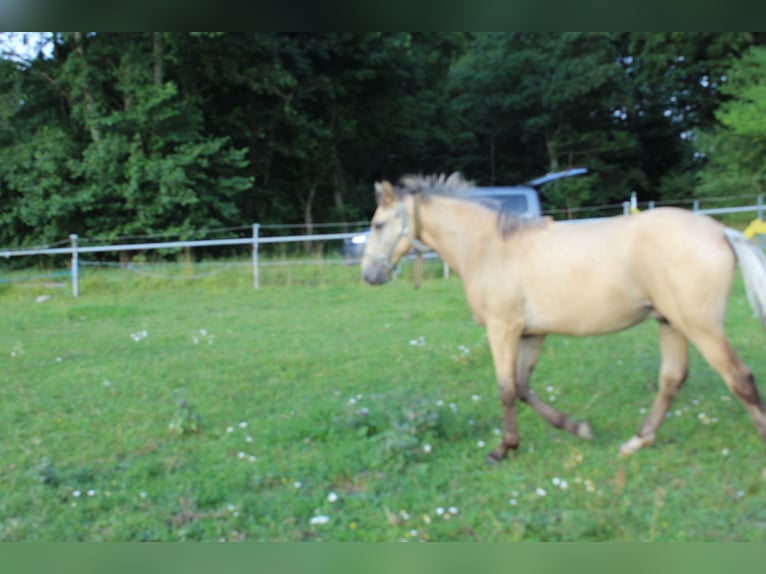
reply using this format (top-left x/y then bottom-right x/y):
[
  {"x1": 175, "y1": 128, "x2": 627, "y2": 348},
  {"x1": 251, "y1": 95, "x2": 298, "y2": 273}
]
[{"x1": 524, "y1": 293, "x2": 652, "y2": 337}]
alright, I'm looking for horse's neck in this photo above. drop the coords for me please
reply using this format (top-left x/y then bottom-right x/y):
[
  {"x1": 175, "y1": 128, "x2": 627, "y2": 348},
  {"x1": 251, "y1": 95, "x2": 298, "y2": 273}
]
[{"x1": 415, "y1": 195, "x2": 494, "y2": 276}]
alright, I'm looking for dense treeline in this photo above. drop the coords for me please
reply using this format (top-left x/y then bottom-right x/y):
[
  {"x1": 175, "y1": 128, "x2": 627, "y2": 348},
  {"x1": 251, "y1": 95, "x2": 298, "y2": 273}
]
[{"x1": 1, "y1": 32, "x2": 766, "y2": 247}]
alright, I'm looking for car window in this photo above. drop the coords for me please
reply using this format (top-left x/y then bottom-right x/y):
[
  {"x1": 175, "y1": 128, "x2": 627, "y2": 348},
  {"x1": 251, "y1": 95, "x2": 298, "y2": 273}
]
[
  {"x1": 472, "y1": 193, "x2": 529, "y2": 214},
  {"x1": 499, "y1": 195, "x2": 528, "y2": 214}
]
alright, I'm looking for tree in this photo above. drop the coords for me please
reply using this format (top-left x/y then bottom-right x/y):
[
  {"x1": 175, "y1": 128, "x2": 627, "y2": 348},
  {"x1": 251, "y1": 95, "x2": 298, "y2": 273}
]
[
  {"x1": 626, "y1": 32, "x2": 755, "y2": 199},
  {"x1": 0, "y1": 33, "x2": 252, "y2": 248},
  {"x1": 695, "y1": 46, "x2": 766, "y2": 197},
  {"x1": 448, "y1": 33, "x2": 636, "y2": 213}
]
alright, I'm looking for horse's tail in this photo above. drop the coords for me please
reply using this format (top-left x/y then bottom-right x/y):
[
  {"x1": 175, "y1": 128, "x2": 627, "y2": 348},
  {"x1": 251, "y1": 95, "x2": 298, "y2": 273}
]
[{"x1": 725, "y1": 228, "x2": 766, "y2": 329}]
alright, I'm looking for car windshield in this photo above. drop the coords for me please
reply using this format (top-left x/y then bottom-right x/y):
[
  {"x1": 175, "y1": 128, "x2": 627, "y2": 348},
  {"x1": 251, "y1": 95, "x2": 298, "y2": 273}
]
[
  {"x1": 498, "y1": 195, "x2": 528, "y2": 213},
  {"x1": 473, "y1": 194, "x2": 529, "y2": 214}
]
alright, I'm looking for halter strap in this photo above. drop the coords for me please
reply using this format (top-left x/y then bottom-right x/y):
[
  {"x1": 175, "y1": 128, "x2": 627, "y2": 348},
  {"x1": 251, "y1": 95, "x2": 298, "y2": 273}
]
[{"x1": 365, "y1": 195, "x2": 429, "y2": 280}]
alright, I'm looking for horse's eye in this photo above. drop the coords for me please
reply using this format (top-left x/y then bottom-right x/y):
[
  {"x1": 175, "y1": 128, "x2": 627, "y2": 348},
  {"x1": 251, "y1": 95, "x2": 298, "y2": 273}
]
[{"x1": 373, "y1": 222, "x2": 385, "y2": 231}]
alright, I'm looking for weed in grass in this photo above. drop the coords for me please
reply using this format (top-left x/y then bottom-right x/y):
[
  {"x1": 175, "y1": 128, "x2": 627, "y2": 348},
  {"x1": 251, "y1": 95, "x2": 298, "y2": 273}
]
[{"x1": 167, "y1": 395, "x2": 202, "y2": 436}]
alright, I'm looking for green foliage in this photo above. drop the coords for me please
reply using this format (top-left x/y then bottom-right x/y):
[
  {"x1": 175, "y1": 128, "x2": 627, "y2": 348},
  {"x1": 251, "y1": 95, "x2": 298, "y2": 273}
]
[
  {"x1": 696, "y1": 46, "x2": 766, "y2": 197},
  {"x1": 1, "y1": 32, "x2": 765, "y2": 247}
]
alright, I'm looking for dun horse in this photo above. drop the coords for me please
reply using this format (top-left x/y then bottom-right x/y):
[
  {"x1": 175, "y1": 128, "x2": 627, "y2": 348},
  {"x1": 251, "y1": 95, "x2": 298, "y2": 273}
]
[{"x1": 361, "y1": 173, "x2": 766, "y2": 463}]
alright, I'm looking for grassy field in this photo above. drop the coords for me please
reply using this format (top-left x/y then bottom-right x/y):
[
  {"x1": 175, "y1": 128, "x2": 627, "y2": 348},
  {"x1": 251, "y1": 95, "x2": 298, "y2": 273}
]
[{"x1": 2, "y1": 260, "x2": 766, "y2": 541}]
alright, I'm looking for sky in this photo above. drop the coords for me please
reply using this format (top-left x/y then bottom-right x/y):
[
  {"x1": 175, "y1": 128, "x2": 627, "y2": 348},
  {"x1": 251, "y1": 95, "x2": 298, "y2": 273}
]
[{"x1": 0, "y1": 32, "x2": 54, "y2": 63}]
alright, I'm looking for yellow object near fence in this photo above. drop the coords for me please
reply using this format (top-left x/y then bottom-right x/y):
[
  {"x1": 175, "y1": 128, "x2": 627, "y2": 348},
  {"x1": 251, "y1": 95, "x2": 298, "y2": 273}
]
[{"x1": 743, "y1": 218, "x2": 766, "y2": 240}]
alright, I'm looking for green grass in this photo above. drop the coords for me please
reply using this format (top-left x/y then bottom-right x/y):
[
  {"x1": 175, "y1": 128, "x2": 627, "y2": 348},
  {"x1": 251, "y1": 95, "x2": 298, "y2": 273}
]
[{"x1": 2, "y1": 261, "x2": 766, "y2": 541}]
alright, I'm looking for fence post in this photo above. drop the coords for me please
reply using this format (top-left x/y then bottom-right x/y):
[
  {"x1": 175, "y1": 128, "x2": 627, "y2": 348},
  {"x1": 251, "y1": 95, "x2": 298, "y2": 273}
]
[
  {"x1": 70, "y1": 234, "x2": 79, "y2": 298},
  {"x1": 443, "y1": 261, "x2": 450, "y2": 279},
  {"x1": 622, "y1": 201, "x2": 630, "y2": 216},
  {"x1": 693, "y1": 199, "x2": 700, "y2": 212},
  {"x1": 252, "y1": 223, "x2": 260, "y2": 289}
]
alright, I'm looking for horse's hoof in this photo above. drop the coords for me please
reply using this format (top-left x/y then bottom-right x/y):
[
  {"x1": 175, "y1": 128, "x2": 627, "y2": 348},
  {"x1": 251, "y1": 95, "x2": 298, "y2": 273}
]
[
  {"x1": 577, "y1": 421, "x2": 594, "y2": 440},
  {"x1": 486, "y1": 451, "x2": 505, "y2": 465},
  {"x1": 619, "y1": 434, "x2": 654, "y2": 457}
]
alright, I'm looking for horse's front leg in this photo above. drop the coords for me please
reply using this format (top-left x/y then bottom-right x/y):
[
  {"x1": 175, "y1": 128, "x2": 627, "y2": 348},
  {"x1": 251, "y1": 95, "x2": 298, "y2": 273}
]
[{"x1": 485, "y1": 321, "x2": 523, "y2": 463}]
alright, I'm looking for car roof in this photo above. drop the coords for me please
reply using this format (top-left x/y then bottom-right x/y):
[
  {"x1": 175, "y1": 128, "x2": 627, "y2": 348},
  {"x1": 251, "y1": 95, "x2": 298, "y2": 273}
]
[{"x1": 467, "y1": 186, "x2": 536, "y2": 196}]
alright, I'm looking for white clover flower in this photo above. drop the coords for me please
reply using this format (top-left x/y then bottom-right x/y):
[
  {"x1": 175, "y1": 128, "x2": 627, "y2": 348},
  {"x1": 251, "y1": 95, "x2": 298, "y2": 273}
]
[
  {"x1": 327, "y1": 492, "x2": 338, "y2": 503},
  {"x1": 477, "y1": 440, "x2": 485, "y2": 448},
  {"x1": 293, "y1": 481, "x2": 302, "y2": 489},
  {"x1": 309, "y1": 515, "x2": 330, "y2": 525},
  {"x1": 552, "y1": 477, "x2": 561, "y2": 486},
  {"x1": 448, "y1": 506, "x2": 458, "y2": 515},
  {"x1": 435, "y1": 507, "x2": 445, "y2": 516},
  {"x1": 248, "y1": 455, "x2": 256, "y2": 463},
  {"x1": 245, "y1": 435, "x2": 253, "y2": 443},
  {"x1": 139, "y1": 491, "x2": 148, "y2": 498},
  {"x1": 536, "y1": 488, "x2": 547, "y2": 497},
  {"x1": 87, "y1": 489, "x2": 96, "y2": 497},
  {"x1": 226, "y1": 426, "x2": 234, "y2": 433},
  {"x1": 422, "y1": 443, "x2": 432, "y2": 454},
  {"x1": 72, "y1": 490, "x2": 81, "y2": 498},
  {"x1": 237, "y1": 451, "x2": 246, "y2": 459},
  {"x1": 472, "y1": 394, "x2": 480, "y2": 402},
  {"x1": 509, "y1": 498, "x2": 518, "y2": 506},
  {"x1": 721, "y1": 448, "x2": 730, "y2": 456},
  {"x1": 239, "y1": 421, "x2": 248, "y2": 428}
]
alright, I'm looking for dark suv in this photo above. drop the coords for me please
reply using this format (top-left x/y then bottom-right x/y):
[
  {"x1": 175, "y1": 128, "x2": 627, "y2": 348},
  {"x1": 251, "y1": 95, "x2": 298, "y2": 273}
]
[{"x1": 343, "y1": 168, "x2": 586, "y2": 259}]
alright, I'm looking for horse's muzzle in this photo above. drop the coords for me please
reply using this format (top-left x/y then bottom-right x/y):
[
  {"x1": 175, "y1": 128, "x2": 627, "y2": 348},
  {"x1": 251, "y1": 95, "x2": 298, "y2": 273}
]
[{"x1": 362, "y1": 261, "x2": 390, "y2": 286}]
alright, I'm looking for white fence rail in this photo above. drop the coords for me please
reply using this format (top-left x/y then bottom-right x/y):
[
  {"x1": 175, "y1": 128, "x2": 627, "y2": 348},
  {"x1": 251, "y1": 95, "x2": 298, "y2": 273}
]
[{"x1": 2, "y1": 197, "x2": 765, "y2": 297}]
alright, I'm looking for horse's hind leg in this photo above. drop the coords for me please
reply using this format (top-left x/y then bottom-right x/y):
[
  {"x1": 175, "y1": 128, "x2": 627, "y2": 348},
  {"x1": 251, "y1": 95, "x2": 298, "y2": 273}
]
[
  {"x1": 516, "y1": 336, "x2": 593, "y2": 441},
  {"x1": 691, "y1": 330, "x2": 766, "y2": 448},
  {"x1": 620, "y1": 321, "x2": 689, "y2": 456}
]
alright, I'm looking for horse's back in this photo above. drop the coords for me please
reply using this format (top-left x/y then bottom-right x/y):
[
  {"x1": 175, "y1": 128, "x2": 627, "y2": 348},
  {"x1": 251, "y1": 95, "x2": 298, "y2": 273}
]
[{"x1": 507, "y1": 207, "x2": 735, "y2": 336}]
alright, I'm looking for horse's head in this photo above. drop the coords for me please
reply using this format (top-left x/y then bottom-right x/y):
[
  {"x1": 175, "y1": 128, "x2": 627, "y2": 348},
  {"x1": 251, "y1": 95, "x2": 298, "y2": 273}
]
[{"x1": 361, "y1": 180, "x2": 415, "y2": 285}]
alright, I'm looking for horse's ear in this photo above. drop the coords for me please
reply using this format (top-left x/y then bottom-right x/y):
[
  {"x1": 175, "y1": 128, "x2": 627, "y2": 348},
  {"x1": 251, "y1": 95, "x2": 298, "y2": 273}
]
[{"x1": 374, "y1": 180, "x2": 396, "y2": 207}]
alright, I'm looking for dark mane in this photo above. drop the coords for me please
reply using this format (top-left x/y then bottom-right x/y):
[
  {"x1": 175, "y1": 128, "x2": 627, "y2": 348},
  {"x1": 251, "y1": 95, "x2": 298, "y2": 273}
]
[
  {"x1": 397, "y1": 172, "x2": 475, "y2": 199},
  {"x1": 398, "y1": 172, "x2": 551, "y2": 238}
]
